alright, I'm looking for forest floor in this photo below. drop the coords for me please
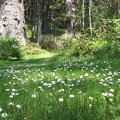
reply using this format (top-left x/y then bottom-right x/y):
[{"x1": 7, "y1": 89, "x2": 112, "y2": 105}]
[{"x1": 0, "y1": 53, "x2": 120, "y2": 120}]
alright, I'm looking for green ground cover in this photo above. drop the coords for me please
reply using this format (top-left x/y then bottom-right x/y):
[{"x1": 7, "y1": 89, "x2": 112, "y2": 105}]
[{"x1": 0, "y1": 54, "x2": 120, "y2": 120}]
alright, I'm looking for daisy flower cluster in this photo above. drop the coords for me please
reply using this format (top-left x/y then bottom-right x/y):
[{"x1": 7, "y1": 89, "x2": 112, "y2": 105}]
[{"x1": 0, "y1": 57, "x2": 120, "y2": 119}]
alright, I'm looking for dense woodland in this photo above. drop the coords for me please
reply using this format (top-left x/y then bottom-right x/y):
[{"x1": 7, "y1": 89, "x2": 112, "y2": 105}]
[
  {"x1": 24, "y1": 0, "x2": 120, "y2": 45},
  {"x1": 0, "y1": 0, "x2": 120, "y2": 59}
]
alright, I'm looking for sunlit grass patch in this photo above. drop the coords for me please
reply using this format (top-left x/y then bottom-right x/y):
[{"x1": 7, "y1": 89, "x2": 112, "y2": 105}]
[
  {"x1": 0, "y1": 54, "x2": 120, "y2": 120},
  {"x1": 22, "y1": 49, "x2": 57, "y2": 60}
]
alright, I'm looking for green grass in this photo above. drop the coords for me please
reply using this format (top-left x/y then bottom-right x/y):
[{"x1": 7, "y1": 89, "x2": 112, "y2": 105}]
[
  {"x1": 0, "y1": 53, "x2": 120, "y2": 120},
  {"x1": 22, "y1": 50, "x2": 56, "y2": 60}
]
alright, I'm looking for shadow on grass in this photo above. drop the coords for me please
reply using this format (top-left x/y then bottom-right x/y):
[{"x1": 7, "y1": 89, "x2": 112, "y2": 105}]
[
  {"x1": 0, "y1": 53, "x2": 64, "y2": 69},
  {"x1": 0, "y1": 53, "x2": 120, "y2": 73}
]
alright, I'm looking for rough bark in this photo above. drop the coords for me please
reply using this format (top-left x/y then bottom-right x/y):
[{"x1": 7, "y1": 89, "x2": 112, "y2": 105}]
[{"x1": 0, "y1": 0, "x2": 26, "y2": 45}]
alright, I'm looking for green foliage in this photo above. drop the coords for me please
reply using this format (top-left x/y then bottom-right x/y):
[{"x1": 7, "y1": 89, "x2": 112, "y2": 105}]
[
  {"x1": 67, "y1": 38, "x2": 120, "y2": 58},
  {"x1": 0, "y1": 37, "x2": 21, "y2": 60},
  {"x1": 67, "y1": 40, "x2": 87, "y2": 57},
  {"x1": 41, "y1": 34, "x2": 119, "y2": 59},
  {"x1": 41, "y1": 34, "x2": 84, "y2": 52},
  {"x1": 41, "y1": 34, "x2": 68, "y2": 51},
  {"x1": 41, "y1": 35, "x2": 57, "y2": 51},
  {"x1": 93, "y1": 39, "x2": 120, "y2": 58},
  {"x1": 20, "y1": 40, "x2": 41, "y2": 55},
  {"x1": 49, "y1": 0, "x2": 65, "y2": 31},
  {"x1": 103, "y1": 18, "x2": 120, "y2": 41},
  {"x1": 25, "y1": 23, "x2": 32, "y2": 39},
  {"x1": 68, "y1": 18, "x2": 120, "y2": 58}
]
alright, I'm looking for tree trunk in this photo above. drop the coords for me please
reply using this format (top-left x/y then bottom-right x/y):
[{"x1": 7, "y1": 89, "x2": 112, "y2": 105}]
[
  {"x1": 82, "y1": 0, "x2": 85, "y2": 30},
  {"x1": 89, "y1": 0, "x2": 92, "y2": 35},
  {"x1": 80, "y1": 0, "x2": 85, "y2": 33},
  {"x1": 31, "y1": 1, "x2": 36, "y2": 41},
  {"x1": 37, "y1": 0, "x2": 41, "y2": 46},
  {"x1": 118, "y1": 1, "x2": 120, "y2": 16},
  {"x1": 65, "y1": 0, "x2": 75, "y2": 35},
  {"x1": 42, "y1": 0, "x2": 50, "y2": 34},
  {"x1": 0, "y1": 0, "x2": 26, "y2": 45}
]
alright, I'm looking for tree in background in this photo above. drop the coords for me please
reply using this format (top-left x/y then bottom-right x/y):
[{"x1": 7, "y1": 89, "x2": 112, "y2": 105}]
[
  {"x1": 37, "y1": 0, "x2": 41, "y2": 46},
  {"x1": 0, "y1": 0, "x2": 120, "y2": 47},
  {"x1": 88, "y1": 0, "x2": 92, "y2": 35},
  {"x1": 41, "y1": 0, "x2": 50, "y2": 34},
  {"x1": 65, "y1": 0, "x2": 75, "y2": 35}
]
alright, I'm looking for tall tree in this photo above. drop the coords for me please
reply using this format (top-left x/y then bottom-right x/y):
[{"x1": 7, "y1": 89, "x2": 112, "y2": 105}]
[
  {"x1": 31, "y1": 0, "x2": 37, "y2": 41},
  {"x1": 41, "y1": 0, "x2": 50, "y2": 34},
  {"x1": 37, "y1": 0, "x2": 41, "y2": 46},
  {"x1": 89, "y1": 0, "x2": 92, "y2": 35},
  {"x1": 79, "y1": 0, "x2": 85, "y2": 33},
  {"x1": 65, "y1": 0, "x2": 75, "y2": 35},
  {"x1": 0, "y1": 0, "x2": 26, "y2": 45}
]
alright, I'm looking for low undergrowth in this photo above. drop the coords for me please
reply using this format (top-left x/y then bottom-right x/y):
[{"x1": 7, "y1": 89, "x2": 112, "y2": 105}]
[
  {"x1": 66, "y1": 38, "x2": 120, "y2": 58},
  {"x1": 0, "y1": 37, "x2": 21, "y2": 60}
]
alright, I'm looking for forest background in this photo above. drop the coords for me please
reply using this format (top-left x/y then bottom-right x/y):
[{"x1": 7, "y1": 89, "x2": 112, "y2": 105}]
[{"x1": 0, "y1": 0, "x2": 120, "y2": 59}]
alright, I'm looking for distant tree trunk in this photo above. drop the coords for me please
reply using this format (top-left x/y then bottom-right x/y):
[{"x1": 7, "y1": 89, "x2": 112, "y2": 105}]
[
  {"x1": 0, "y1": 0, "x2": 26, "y2": 45},
  {"x1": 113, "y1": 0, "x2": 120, "y2": 17},
  {"x1": 80, "y1": 0, "x2": 85, "y2": 33},
  {"x1": 42, "y1": 0, "x2": 50, "y2": 34},
  {"x1": 37, "y1": 0, "x2": 41, "y2": 46},
  {"x1": 116, "y1": 0, "x2": 120, "y2": 16},
  {"x1": 82, "y1": 0, "x2": 85, "y2": 30},
  {"x1": 65, "y1": 0, "x2": 75, "y2": 35},
  {"x1": 89, "y1": 0, "x2": 92, "y2": 35},
  {"x1": 31, "y1": 1, "x2": 36, "y2": 41}
]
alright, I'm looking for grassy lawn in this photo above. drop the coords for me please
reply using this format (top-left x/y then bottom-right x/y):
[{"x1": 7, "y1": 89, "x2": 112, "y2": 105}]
[{"x1": 0, "y1": 54, "x2": 120, "y2": 120}]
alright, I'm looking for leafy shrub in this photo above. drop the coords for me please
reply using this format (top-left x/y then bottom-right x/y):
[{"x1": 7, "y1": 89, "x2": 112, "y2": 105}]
[
  {"x1": 41, "y1": 35, "x2": 56, "y2": 51},
  {"x1": 0, "y1": 37, "x2": 21, "y2": 59},
  {"x1": 67, "y1": 40, "x2": 87, "y2": 57},
  {"x1": 103, "y1": 18, "x2": 120, "y2": 41},
  {"x1": 93, "y1": 40, "x2": 120, "y2": 58},
  {"x1": 41, "y1": 34, "x2": 69, "y2": 51},
  {"x1": 20, "y1": 40, "x2": 41, "y2": 55},
  {"x1": 67, "y1": 38, "x2": 120, "y2": 58}
]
